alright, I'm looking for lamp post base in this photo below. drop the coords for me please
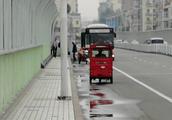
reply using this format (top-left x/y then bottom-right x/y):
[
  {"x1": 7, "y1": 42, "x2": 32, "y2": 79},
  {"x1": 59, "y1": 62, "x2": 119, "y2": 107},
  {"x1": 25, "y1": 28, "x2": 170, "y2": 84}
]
[{"x1": 57, "y1": 96, "x2": 72, "y2": 101}]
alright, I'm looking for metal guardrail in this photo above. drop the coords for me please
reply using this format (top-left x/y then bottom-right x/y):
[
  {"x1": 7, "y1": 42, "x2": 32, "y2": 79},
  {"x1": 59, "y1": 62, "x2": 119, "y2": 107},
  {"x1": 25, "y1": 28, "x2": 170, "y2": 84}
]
[{"x1": 115, "y1": 43, "x2": 172, "y2": 56}]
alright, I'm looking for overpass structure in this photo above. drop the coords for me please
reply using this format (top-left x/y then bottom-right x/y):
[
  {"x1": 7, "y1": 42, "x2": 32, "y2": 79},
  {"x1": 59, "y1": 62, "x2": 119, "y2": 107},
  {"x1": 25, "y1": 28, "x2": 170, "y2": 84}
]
[{"x1": 1, "y1": 1, "x2": 172, "y2": 119}]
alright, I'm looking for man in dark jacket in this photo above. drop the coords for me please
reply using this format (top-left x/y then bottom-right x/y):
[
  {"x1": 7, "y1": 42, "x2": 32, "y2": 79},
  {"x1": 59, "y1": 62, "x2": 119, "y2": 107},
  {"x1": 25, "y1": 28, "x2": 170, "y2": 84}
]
[{"x1": 72, "y1": 42, "x2": 77, "y2": 61}]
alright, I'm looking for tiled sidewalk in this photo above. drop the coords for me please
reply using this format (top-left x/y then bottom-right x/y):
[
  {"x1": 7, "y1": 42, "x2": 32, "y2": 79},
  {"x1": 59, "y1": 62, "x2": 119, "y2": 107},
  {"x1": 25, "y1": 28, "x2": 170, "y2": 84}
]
[{"x1": 1, "y1": 57, "x2": 74, "y2": 120}]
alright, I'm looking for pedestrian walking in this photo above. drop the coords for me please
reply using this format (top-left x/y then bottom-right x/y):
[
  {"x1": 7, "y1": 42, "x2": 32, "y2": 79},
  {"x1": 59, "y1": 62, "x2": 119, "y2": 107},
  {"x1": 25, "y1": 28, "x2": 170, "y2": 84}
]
[
  {"x1": 52, "y1": 39, "x2": 58, "y2": 57},
  {"x1": 72, "y1": 42, "x2": 77, "y2": 61}
]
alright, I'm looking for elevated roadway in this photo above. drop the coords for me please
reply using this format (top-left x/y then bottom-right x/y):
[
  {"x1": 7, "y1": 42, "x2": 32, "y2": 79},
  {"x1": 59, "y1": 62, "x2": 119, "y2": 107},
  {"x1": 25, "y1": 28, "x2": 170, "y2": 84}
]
[
  {"x1": 73, "y1": 48, "x2": 172, "y2": 120},
  {"x1": 110, "y1": 49, "x2": 172, "y2": 120}
]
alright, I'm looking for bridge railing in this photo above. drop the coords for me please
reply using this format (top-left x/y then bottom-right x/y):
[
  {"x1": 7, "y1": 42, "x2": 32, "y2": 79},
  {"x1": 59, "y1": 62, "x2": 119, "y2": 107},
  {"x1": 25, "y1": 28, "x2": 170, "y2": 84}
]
[{"x1": 115, "y1": 43, "x2": 172, "y2": 56}]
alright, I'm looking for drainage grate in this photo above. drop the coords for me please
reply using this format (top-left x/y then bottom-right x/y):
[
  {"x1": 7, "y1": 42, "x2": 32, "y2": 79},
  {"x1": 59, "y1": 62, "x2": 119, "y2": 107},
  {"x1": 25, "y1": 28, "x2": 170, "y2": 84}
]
[{"x1": 90, "y1": 114, "x2": 113, "y2": 118}]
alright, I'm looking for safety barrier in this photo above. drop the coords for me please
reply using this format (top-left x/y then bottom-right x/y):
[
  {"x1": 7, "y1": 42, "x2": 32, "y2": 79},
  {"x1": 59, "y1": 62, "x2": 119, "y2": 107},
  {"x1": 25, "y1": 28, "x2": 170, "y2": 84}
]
[
  {"x1": 0, "y1": 0, "x2": 58, "y2": 114},
  {"x1": 115, "y1": 43, "x2": 172, "y2": 56}
]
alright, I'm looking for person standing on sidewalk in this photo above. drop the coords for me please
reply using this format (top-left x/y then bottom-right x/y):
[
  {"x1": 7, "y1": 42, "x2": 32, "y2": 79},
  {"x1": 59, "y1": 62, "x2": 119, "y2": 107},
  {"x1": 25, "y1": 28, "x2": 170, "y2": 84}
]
[
  {"x1": 52, "y1": 39, "x2": 58, "y2": 57},
  {"x1": 72, "y1": 42, "x2": 77, "y2": 62}
]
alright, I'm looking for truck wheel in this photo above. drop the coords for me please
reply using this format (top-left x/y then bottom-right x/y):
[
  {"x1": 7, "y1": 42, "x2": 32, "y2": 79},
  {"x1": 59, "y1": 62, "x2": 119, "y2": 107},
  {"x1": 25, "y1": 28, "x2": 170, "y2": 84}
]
[
  {"x1": 90, "y1": 77, "x2": 92, "y2": 84},
  {"x1": 78, "y1": 58, "x2": 81, "y2": 64},
  {"x1": 99, "y1": 78, "x2": 101, "y2": 84},
  {"x1": 110, "y1": 77, "x2": 113, "y2": 84}
]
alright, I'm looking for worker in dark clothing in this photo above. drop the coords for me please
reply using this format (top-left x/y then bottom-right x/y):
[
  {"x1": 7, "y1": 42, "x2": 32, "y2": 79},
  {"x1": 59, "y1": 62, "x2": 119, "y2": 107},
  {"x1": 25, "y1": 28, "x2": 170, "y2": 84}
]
[
  {"x1": 72, "y1": 42, "x2": 77, "y2": 61},
  {"x1": 52, "y1": 39, "x2": 58, "y2": 57}
]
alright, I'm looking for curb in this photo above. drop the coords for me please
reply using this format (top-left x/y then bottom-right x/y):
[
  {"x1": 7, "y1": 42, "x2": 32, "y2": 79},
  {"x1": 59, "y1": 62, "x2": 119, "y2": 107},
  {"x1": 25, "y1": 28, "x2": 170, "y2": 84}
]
[{"x1": 68, "y1": 58, "x2": 84, "y2": 120}]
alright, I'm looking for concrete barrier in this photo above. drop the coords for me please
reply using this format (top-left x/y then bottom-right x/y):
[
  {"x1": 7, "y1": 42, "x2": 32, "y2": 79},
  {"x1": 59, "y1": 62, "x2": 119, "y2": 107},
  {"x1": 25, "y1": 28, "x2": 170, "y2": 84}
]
[
  {"x1": 115, "y1": 43, "x2": 172, "y2": 57},
  {"x1": 117, "y1": 30, "x2": 172, "y2": 44}
]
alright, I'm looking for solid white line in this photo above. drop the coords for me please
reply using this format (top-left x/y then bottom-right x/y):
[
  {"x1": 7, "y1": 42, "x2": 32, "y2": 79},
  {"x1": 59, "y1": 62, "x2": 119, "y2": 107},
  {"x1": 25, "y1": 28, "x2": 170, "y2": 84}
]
[{"x1": 113, "y1": 66, "x2": 172, "y2": 103}]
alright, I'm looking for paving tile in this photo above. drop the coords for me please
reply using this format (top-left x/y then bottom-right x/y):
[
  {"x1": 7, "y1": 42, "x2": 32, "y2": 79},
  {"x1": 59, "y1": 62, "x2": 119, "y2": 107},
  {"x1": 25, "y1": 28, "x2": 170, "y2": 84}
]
[{"x1": 1, "y1": 57, "x2": 75, "y2": 120}]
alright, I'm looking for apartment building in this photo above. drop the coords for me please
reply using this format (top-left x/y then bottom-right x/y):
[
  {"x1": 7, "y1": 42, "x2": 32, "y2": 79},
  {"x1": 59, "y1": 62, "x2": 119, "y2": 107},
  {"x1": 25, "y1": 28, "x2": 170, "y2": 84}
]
[
  {"x1": 67, "y1": 0, "x2": 78, "y2": 13},
  {"x1": 108, "y1": 0, "x2": 121, "y2": 11},
  {"x1": 105, "y1": 0, "x2": 122, "y2": 30},
  {"x1": 152, "y1": 0, "x2": 163, "y2": 30},
  {"x1": 163, "y1": 0, "x2": 172, "y2": 29},
  {"x1": 142, "y1": 0, "x2": 154, "y2": 31},
  {"x1": 132, "y1": 0, "x2": 143, "y2": 31}
]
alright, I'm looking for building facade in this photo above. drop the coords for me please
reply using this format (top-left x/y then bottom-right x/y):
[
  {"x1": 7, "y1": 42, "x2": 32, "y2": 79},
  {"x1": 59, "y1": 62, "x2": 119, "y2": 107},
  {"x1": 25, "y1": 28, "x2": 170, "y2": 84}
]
[
  {"x1": 108, "y1": 0, "x2": 121, "y2": 11},
  {"x1": 105, "y1": 0, "x2": 172, "y2": 32},
  {"x1": 105, "y1": 0, "x2": 122, "y2": 31},
  {"x1": 153, "y1": 0, "x2": 163, "y2": 30},
  {"x1": 67, "y1": 0, "x2": 78, "y2": 13},
  {"x1": 162, "y1": 0, "x2": 172, "y2": 29},
  {"x1": 142, "y1": 0, "x2": 154, "y2": 31}
]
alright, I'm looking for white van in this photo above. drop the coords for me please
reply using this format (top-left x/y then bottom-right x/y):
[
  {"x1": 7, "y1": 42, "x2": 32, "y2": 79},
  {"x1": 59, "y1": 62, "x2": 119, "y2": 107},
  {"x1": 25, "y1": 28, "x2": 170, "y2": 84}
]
[{"x1": 144, "y1": 37, "x2": 167, "y2": 45}]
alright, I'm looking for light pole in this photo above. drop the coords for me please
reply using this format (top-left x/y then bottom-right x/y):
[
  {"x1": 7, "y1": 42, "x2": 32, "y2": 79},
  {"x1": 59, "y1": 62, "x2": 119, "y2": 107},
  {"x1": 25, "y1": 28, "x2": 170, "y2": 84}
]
[{"x1": 59, "y1": 0, "x2": 69, "y2": 99}]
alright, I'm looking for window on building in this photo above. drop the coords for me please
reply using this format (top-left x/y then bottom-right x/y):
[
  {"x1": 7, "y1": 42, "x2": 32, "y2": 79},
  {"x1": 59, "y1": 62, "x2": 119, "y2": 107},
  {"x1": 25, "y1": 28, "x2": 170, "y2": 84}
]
[
  {"x1": 146, "y1": 26, "x2": 152, "y2": 30},
  {"x1": 170, "y1": 20, "x2": 172, "y2": 28},
  {"x1": 164, "y1": 8, "x2": 169, "y2": 18},
  {"x1": 147, "y1": 17, "x2": 151, "y2": 24},
  {"x1": 147, "y1": 9, "x2": 150, "y2": 14},
  {"x1": 164, "y1": 21, "x2": 169, "y2": 28},
  {"x1": 164, "y1": 0, "x2": 170, "y2": 6}
]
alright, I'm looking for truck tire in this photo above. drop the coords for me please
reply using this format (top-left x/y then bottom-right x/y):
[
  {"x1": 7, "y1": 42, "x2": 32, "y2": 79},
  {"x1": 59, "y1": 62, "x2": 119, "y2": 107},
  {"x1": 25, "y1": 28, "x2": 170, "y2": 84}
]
[
  {"x1": 90, "y1": 77, "x2": 92, "y2": 84},
  {"x1": 110, "y1": 77, "x2": 113, "y2": 84}
]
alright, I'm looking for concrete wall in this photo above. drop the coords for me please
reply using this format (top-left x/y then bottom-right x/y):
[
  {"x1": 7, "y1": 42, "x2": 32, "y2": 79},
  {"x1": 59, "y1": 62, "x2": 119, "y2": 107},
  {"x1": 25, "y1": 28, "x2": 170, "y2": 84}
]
[
  {"x1": 117, "y1": 29, "x2": 172, "y2": 44},
  {"x1": 0, "y1": 0, "x2": 58, "y2": 113},
  {"x1": 0, "y1": 46, "x2": 42, "y2": 112}
]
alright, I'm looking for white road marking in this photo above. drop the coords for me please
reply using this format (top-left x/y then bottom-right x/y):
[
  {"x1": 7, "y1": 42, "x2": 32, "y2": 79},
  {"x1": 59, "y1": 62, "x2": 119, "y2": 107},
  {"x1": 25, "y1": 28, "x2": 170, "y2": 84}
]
[{"x1": 113, "y1": 66, "x2": 172, "y2": 103}]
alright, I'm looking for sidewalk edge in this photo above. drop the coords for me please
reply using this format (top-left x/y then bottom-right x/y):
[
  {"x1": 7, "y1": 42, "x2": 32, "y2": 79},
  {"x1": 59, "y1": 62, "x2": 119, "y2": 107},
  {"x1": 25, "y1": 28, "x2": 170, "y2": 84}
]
[{"x1": 68, "y1": 58, "x2": 84, "y2": 120}]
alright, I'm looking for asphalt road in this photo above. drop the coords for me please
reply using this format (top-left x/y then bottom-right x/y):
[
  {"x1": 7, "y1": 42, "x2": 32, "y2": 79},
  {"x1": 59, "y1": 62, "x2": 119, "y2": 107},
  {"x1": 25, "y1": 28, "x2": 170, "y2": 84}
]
[
  {"x1": 110, "y1": 49, "x2": 172, "y2": 120},
  {"x1": 72, "y1": 48, "x2": 172, "y2": 120}
]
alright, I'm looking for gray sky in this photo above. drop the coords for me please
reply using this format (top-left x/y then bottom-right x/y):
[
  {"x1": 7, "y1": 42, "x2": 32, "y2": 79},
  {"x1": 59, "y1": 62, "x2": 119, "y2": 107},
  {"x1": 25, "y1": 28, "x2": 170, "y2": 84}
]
[{"x1": 78, "y1": 0, "x2": 99, "y2": 21}]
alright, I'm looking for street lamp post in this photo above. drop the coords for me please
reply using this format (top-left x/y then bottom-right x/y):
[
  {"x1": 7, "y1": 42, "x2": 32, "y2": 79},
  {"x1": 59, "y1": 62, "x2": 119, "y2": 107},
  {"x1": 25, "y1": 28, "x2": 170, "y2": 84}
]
[{"x1": 59, "y1": 0, "x2": 69, "y2": 99}]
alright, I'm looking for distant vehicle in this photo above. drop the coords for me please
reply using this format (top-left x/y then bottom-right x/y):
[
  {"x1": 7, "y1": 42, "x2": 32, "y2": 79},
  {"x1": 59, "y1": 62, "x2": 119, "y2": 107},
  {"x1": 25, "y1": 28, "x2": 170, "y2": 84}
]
[
  {"x1": 144, "y1": 37, "x2": 167, "y2": 45},
  {"x1": 115, "y1": 39, "x2": 123, "y2": 43},
  {"x1": 115, "y1": 39, "x2": 128, "y2": 44},
  {"x1": 89, "y1": 44, "x2": 113, "y2": 84},
  {"x1": 81, "y1": 23, "x2": 116, "y2": 60},
  {"x1": 81, "y1": 23, "x2": 116, "y2": 48},
  {"x1": 81, "y1": 23, "x2": 115, "y2": 84},
  {"x1": 131, "y1": 40, "x2": 139, "y2": 44},
  {"x1": 123, "y1": 40, "x2": 128, "y2": 44}
]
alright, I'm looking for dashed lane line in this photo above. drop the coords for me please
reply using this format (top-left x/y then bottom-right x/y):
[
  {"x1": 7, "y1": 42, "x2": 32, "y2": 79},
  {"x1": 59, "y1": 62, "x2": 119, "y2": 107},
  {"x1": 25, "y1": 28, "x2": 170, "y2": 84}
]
[{"x1": 113, "y1": 66, "x2": 172, "y2": 103}]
